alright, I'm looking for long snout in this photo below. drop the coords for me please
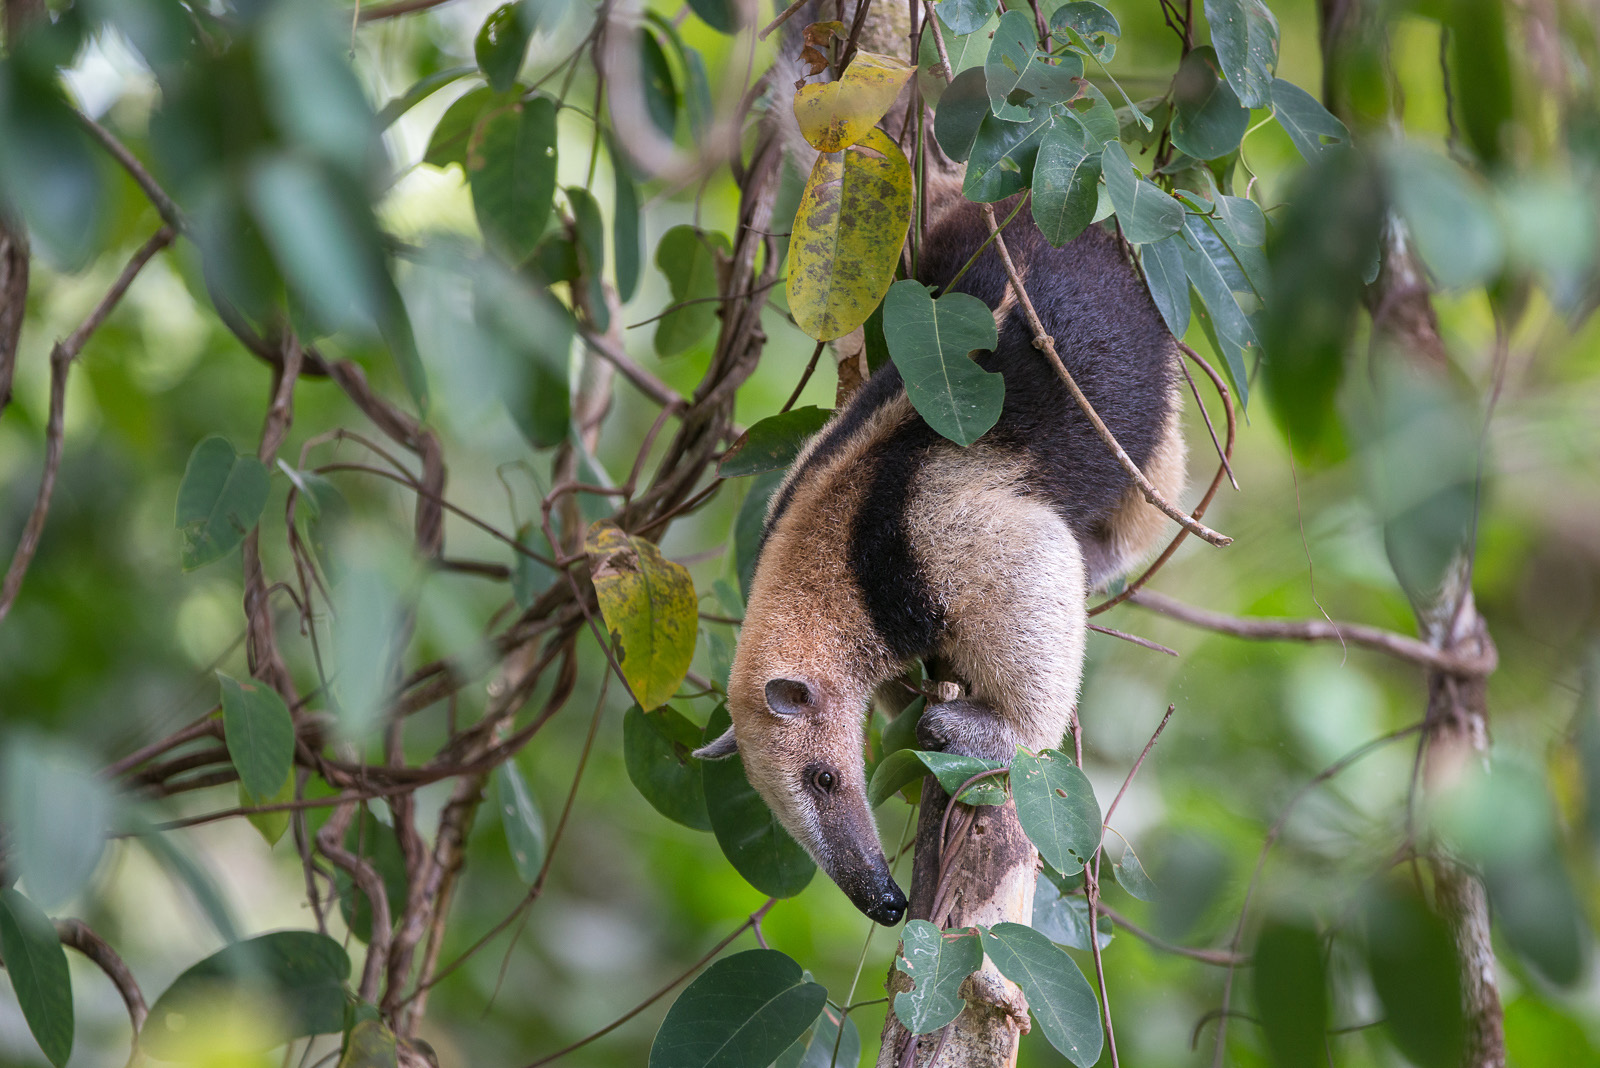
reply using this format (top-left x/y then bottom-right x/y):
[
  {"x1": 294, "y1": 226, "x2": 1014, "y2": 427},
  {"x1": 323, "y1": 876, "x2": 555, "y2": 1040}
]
[{"x1": 824, "y1": 839, "x2": 908, "y2": 925}]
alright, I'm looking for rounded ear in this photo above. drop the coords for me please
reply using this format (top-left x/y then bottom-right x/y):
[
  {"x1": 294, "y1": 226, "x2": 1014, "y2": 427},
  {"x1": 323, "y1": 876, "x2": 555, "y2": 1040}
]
[
  {"x1": 692, "y1": 727, "x2": 739, "y2": 760},
  {"x1": 765, "y1": 678, "x2": 811, "y2": 716}
]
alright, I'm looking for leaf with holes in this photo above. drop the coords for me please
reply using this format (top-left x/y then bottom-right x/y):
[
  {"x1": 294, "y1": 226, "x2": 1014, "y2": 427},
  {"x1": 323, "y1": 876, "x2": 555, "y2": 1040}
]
[
  {"x1": 143, "y1": 932, "x2": 351, "y2": 1058},
  {"x1": 219, "y1": 673, "x2": 294, "y2": 802},
  {"x1": 794, "y1": 49, "x2": 916, "y2": 152},
  {"x1": 1050, "y1": 2, "x2": 1120, "y2": 61},
  {"x1": 1032, "y1": 120, "x2": 1102, "y2": 246},
  {"x1": 0, "y1": 889, "x2": 74, "y2": 1067},
  {"x1": 893, "y1": 921, "x2": 983, "y2": 1034},
  {"x1": 585, "y1": 521, "x2": 697, "y2": 711},
  {"x1": 467, "y1": 94, "x2": 557, "y2": 264},
  {"x1": 719, "y1": 406, "x2": 832, "y2": 477},
  {"x1": 495, "y1": 762, "x2": 546, "y2": 882},
  {"x1": 625, "y1": 704, "x2": 713, "y2": 831},
  {"x1": 1204, "y1": 0, "x2": 1279, "y2": 108},
  {"x1": 649, "y1": 949, "x2": 826, "y2": 1068},
  {"x1": 1012, "y1": 749, "x2": 1101, "y2": 876},
  {"x1": 701, "y1": 706, "x2": 816, "y2": 897},
  {"x1": 176, "y1": 436, "x2": 269, "y2": 571},
  {"x1": 986, "y1": 12, "x2": 1070, "y2": 120},
  {"x1": 883, "y1": 281, "x2": 1002, "y2": 446},
  {"x1": 981, "y1": 923, "x2": 1103, "y2": 1066},
  {"x1": 788, "y1": 127, "x2": 912, "y2": 341},
  {"x1": 654, "y1": 225, "x2": 731, "y2": 357},
  {"x1": 1101, "y1": 141, "x2": 1182, "y2": 244}
]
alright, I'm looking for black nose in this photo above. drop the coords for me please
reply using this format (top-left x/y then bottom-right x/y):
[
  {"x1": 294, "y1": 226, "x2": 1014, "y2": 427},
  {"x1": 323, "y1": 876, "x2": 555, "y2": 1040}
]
[{"x1": 863, "y1": 884, "x2": 908, "y2": 926}]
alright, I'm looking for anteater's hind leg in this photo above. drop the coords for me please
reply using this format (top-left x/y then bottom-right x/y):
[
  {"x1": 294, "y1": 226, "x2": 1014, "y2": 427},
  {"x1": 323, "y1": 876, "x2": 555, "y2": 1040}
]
[{"x1": 904, "y1": 449, "x2": 1089, "y2": 762}]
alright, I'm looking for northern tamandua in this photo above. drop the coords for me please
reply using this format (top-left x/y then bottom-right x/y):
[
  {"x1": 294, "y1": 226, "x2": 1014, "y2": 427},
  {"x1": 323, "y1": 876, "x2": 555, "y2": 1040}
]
[{"x1": 694, "y1": 24, "x2": 1187, "y2": 928}]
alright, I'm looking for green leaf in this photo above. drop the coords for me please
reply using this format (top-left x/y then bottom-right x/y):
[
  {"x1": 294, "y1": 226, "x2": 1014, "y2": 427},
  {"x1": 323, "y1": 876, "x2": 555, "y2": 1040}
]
[
  {"x1": 1031, "y1": 872, "x2": 1111, "y2": 950},
  {"x1": 962, "y1": 106, "x2": 1056, "y2": 203},
  {"x1": 1110, "y1": 842, "x2": 1155, "y2": 900},
  {"x1": 650, "y1": 949, "x2": 826, "y2": 1068},
  {"x1": 568, "y1": 185, "x2": 610, "y2": 330},
  {"x1": 475, "y1": 3, "x2": 533, "y2": 92},
  {"x1": 1260, "y1": 146, "x2": 1380, "y2": 457},
  {"x1": 612, "y1": 143, "x2": 643, "y2": 301},
  {"x1": 175, "y1": 436, "x2": 270, "y2": 571},
  {"x1": 512, "y1": 523, "x2": 558, "y2": 610},
  {"x1": 495, "y1": 762, "x2": 547, "y2": 882},
  {"x1": 883, "y1": 281, "x2": 1003, "y2": 446},
  {"x1": 788, "y1": 128, "x2": 913, "y2": 341},
  {"x1": 1179, "y1": 213, "x2": 1257, "y2": 406},
  {"x1": 687, "y1": 0, "x2": 738, "y2": 32},
  {"x1": 1101, "y1": 141, "x2": 1183, "y2": 244},
  {"x1": 338, "y1": 1018, "x2": 399, "y2": 1068},
  {"x1": 1269, "y1": 78, "x2": 1348, "y2": 161},
  {"x1": 425, "y1": 87, "x2": 507, "y2": 169},
  {"x1": 1032, "y1": 123, "x2": 1102, "y2": 246},
  {"x1": 893, "y1": 921, "x2": 983, "y2": 1034},
  {"x1": 936, "y1": 0, "x2": 994, "y2": 35},
  {"x1": 1363, "y1": 887, "x2": 1465, "y2": 1068},
  {"x1": 0, "y1": 738, "x2": 112, "y2": 909},
  {"x1": 1049, "y1": 2, "x2": 1120, "y2": 62},
  {"x1": 143, "y1": 932, "x2": 352, "y2": 1058},
  {"x1": 624, "y1": 704, "x2": 713, "y2": 831},
  {"x1": 218, "y1": 673, "x2": 295, "y2": 802},
  {"x1": 654, "y1": 225, "x2": 732, "y2": 357},
  {"x1": 377, "y1": 65, "x2": 476, "y2": 129},
  {"x1": 1012, "y1": 749, "x2": 1101, "y2": 877},
  {"x1": 986, "y1": 12, "x2": 1050, "y2": 120},
  {"x1": 776, "y1": 1003, "x2": 861, "y2": 1068},
  {"x1": 1386, "y1": 145, "x2": 1503, "y2": 290},
  {"x1": 1170, "y1": 47, "x2": 1249, "y2": 160},
  {"x1": 1203, "y1": 0, "x2": 1279, "y2": 108},
  {"x1": 640, "y1": 30, "x2": 679, "y2": 138},
  {"x1": 914, "y1": 751, "x2": 1008, "y2": 805},
  {"x1": 330, "y1": 559, "x2": 404, "y2": 742},
  {"x1": 1216, "y1": 193, "x2": 1266, "y2": 246},
  {"x1": 918, "y1": 13, "x2": 992, "y2": 105},
  {"x1": 1068, "y1": 82, "x2": 1121, "y2": 145},
  {"x1": 1254, "y1": 919, "x2": 1328, "y2": 1068},
  {"x1": 701, "y1": 706, "x2": 817, "y2": 898},
  {"x1": 242, "y1": 773, "x2": 294, "y2": 846},
  {"x1": 1442, "y1": 0, "x2": 1512, "y2": 165},
  {"x1": 585, "y1": 521, "x2": 698, "y2": 711},
  {"x1": 932, "y1": 67, "x2": 990, "y2": 164},
  {"x1": 0, "y1": 62, "x2": 106, "y2": 268},
  {"x1": 0, "y1": 889, "x2": 74, "y2": 1067},
  {"x1": 867, "y1": 748, "x2": 929, "y2": 808},
  {"x1": 720, "y1": 407, "x2": 832, "y2": 477},
  {"x1": 467, "y1": 94, "x2": 558, "y2": 264},
  {"x1": 1140, "y1": 232, "x2": 1190, "y2": 338},
  {"x1": 334, "y1": 811, "x2": 409, "y2": 944},
  {"x1": 980, "y1": 923, "x2": 1103, "y2": 1066}
]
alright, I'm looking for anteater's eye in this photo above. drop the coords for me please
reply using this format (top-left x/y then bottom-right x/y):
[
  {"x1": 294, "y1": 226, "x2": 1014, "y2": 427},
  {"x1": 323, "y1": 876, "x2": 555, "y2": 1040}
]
[{"x1": 812, "y1": 769, "x2": 836, "y2": 792}]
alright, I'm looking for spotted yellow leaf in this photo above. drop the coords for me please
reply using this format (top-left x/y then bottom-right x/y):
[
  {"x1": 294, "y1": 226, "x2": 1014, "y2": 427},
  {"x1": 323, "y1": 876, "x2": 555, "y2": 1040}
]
[
  {"x1": 787, "y1": 127, "x2": 913, "y2": 342},
  {"x1": 793, "y1": 49, "x2": 916, "y2": 153},
  {"x1": 585, "y1": 521, "x2": 697, "y2": 711}
]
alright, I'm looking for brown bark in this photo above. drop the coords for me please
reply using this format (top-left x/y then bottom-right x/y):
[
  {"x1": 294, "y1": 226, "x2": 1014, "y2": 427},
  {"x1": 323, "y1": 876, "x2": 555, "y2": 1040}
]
[{"x1": 876, "y1": 781, "x2": 1037, "y2": 1068}]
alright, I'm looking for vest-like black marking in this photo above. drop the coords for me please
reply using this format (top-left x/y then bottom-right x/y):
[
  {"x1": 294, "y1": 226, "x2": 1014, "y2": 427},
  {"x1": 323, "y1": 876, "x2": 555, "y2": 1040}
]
[{"x1": 755, "y1": 207, "x2": 1175, "y2": 660}]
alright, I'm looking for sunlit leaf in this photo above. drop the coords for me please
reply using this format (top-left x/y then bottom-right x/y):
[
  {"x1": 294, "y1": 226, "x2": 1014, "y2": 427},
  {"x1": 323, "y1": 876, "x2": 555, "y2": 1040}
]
[
  {"x1": 649, "y1": 949, "x2": 825, "y2": 1068},
  {"x1": 793, "y1": 49, "x2": 915, "y2": 152},
  {"x1": 0, "y1": 889, "x2": 74, "y2": 1067},
  {"x1": 788, "y1": 127, "x2": 912, "y2": 341},
  {"x1": 467, "y1": 95, "x2": 558, "y2": 264},
  {"x1": 1101, "y1": 141, "x2": 1183, "y2": 244},
  {"x1": 176, "y1": 436, "x2": 269, "y2": 571},
  {"x1": 981, "y1": 923, "x2": 1102, "y2": 1066},
  {"x1": 495, "y1": 762, "x2": 547, "y2": 882},
  {"x1": 585, "y1": 520, "x2": 698, "y2": 711},
  {"x1": 1254, "y1": 919, "x2": 1327, "y2": 1068},
  {"x1": 624, "y1": 704, "x2": 713, "y2": 831},
  {"x1": 143, "y1": 932, "x2": 351, "y2": 1058},
  {"x1": 241, "y1": 773, "x2": 293, "y2": 847},
  {"x1": 654, "y1": 226, "x2": 732, "y2": 357},
  {"x1": 719, "y1": 407, "x2": 832, "y2": 477},
  {"x1": 1032, "y1": 121, "x2": 1102, "y2": 246},
  {"x1": 893, "y1": 921, "x2": 983, "y2": 1033},
  {"x1": 883, "y1": 281, "x2": 1002, "y2": 445},
  {"x1": 1203, "y1": 0, "x2": 1279, "y2": 108},
  {"x1": 701, "y1": 707, "x2": 817, "y2": 897},
  {"x1": 1012, "y1": 749, "x2": 1101, "y2": 877}
]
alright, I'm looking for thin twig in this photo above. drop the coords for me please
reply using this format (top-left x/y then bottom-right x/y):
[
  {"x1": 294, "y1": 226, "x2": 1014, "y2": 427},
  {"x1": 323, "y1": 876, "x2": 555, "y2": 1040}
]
[
  {"x1": 56, "y1": 919, "x2": 148, "y2": 1034},
  {"x1": 1093, "y1": 903, "x2": 1244, "y2": 966},
  {"x1": 1104, "y1": 703, "x2": 1174, "y2": 825}
]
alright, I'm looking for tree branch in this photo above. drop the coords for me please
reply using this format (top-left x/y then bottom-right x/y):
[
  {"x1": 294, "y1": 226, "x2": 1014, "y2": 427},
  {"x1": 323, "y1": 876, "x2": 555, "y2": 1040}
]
[{"x1": 56, "y1": 918, "x2": 148, "y2": 1035}]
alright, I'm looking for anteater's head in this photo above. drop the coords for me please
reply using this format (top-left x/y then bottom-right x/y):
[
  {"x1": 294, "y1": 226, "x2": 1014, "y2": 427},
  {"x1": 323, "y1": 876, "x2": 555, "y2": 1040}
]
[{"x1": 696, "y1": 633, "x2": 907, "y2": 926}]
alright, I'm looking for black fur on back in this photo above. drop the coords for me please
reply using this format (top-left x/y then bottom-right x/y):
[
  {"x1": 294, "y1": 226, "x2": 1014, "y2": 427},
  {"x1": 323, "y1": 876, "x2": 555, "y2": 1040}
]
[{"x1": 761, "y1": 205, "x2": 1176, "y2": 661}]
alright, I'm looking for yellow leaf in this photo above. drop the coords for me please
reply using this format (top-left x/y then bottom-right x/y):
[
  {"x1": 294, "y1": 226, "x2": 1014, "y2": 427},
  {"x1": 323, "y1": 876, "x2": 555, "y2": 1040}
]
[
  {"x1": 585, "y1": 521, "x2": 698, "y2": 711},
  {"x1": 242, "y1": 773, "x2": 293, "y2": 846},
  {"x1": 338, "y1": 1019, "x2": 398, "y2": 1068},
  {"x1": 787, "y1": 127, "x2": 913, "y2": 341},
  {"x1": 793, "y1": 50, "x2": 916, "y2": 153}
]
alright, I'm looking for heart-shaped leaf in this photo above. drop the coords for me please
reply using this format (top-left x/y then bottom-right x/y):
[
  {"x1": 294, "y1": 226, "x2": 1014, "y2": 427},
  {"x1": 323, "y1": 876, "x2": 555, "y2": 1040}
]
[
  {"x1": 893, "y1": 921, "x2": 983, "y2": 1033},
  {"x1": 176, "y1": 436, "x2": 270, "y2": 571},
  {"x1": 1012, "y1": 749, "x2": 1101, "y2": 876},
  {"x1": 883, "y1": 281, "x2": 1003, "y2": 446}
]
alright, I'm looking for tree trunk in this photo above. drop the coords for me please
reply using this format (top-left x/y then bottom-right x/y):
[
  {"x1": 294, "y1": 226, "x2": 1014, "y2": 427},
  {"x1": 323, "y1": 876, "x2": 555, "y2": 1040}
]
[{"x1": 875, "y1": 778, "x2": 1037, "y2": 1068}]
